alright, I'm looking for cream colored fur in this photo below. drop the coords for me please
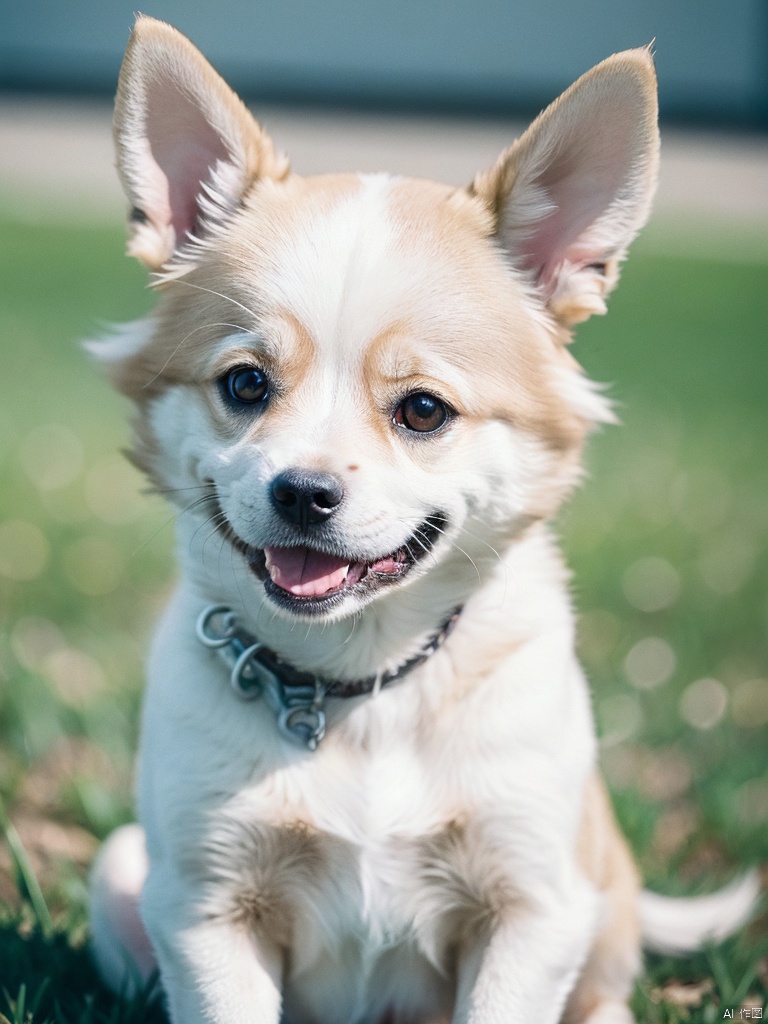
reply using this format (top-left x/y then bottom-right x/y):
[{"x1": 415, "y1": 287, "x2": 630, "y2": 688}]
[{"x1": 89, "y1": 18, "x2": 757, "y2": 1024}]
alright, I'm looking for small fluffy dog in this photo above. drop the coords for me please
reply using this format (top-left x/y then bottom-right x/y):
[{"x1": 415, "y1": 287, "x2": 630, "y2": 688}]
[{"x1": 89, "y1": 17, "x2": 757, "y2": 1023}]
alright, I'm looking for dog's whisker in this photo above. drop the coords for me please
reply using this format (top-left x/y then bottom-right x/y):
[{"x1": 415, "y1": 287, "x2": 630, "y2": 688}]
[
  {"x1": 460, "y1": 514, "x2": 516, "y2": 597},
  {"x1": 166, "y1": 280, "x2": 262, "y2": 323},
  {"x1": 453, "y1": 526, "x2": 505, "y2": 568},
  {"x1": 402, "y1": 542, "x2": 423, "y2": 574},
  {"x1": 185, "y1": 502, "x2": 225, "y2": 540},
  {"x1": 200, "y1": 521, "x2": 229, "y2": 573},
  {"x1": 410, "y1": 527, "x2": 441, "y2": 555},
  {"x1": 385, "y1": 476, "x2": 503, "y2": 572},
  {"x1": 409, "y1": 530, "x2": 450, "y2": 579},
  {"x1": 215, "y1": 514, "x2": 228, "y2": 590},
  {"x1": 402, "y1": 510, "x2": 507, "y2": 579},
  {"x1": 230, "y1": 541, "x2": 249, "y2": 615},
  {"x1": 145, "y1": 483, "x2": 224, "y2": 497},
  {"x1": 195, "y1": 524, "x2": 227, "y2": 567},
  {"x1": 411, "y1": 524, "x2": 483, "y2": 586},
  {"x1": 177, "y1": 493, "x2": 218, "y2": 514},
  {"x1": 342, "y1": 615, "x2": 359, "y2": 646},
  {"x1": 189, "y1": 509, "x2": 228, "y2": 555},
  {"x1": 131, "y1": 493, "x2": 215, "y2": 557},
  {"x1": 405, "y1": 535, "x2": 436, "y2": 568},
  {"x1": 208, "y1": 494, "x2": 235, "y2": 588},
  {"x1": 254, "y1": 593, "x2": 271, "y2": 633},
  {"x1": 142, "y1": 321, "x2": 252, "y2": 390}
]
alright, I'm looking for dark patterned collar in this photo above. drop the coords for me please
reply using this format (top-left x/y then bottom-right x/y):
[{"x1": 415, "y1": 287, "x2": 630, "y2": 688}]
[{"x1": 195, "y1": 604, "x2": 461, "y2": 750}]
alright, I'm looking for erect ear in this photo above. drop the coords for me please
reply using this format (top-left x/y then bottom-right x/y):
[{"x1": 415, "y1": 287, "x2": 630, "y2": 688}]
[
  {"x1": 114, "y1": 15, "x2": 289, "y2": 270},
  {"x1": 471, "y1": 49, "x2": 659, "y2": 327}
]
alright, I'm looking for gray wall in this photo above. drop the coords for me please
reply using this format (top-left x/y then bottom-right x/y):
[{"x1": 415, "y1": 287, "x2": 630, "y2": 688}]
[{"x1": 1, "y1": 0, "x2": 766, "y2": 124}]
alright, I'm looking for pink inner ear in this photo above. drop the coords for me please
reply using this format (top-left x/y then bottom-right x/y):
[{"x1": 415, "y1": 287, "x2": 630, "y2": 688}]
[
  {"x1": 520, "y1": 103, "x2": 638, "y2": 283},
  {"x1": 146, "y1": 73, "x2": 230, "y2": 244}
]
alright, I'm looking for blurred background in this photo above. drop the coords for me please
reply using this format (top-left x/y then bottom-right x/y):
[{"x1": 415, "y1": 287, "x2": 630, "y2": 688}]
[
  {"x1": 0, "y1": 1, "x2": 767, "y2": 1018},
  {"x1": 2, "y1": 0, "x2": 767, "y2": 122}
]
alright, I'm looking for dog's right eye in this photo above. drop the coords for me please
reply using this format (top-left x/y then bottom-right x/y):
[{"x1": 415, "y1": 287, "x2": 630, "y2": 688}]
[{"x1": 222, "y1": 366, "x2": 270, "y2": 406}]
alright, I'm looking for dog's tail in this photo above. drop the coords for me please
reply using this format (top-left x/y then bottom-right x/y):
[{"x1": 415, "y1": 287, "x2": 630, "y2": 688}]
[{"x1": 639, "y1": 869, "x2": 761, "y2": 955}]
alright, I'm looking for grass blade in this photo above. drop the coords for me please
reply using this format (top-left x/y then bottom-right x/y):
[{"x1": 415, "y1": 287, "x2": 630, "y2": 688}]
[{"x1": 0, "y1": 797, "x2": 54, "y2": 938}]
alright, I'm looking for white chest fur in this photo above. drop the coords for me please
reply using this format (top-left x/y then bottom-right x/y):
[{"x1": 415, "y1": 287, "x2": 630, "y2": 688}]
[{"x1": 136, "y1": 578, "x2": 596, "y2": 1023}]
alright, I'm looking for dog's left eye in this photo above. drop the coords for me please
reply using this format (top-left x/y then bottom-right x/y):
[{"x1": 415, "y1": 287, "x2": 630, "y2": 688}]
[
  {"x1": 222, "y1": 366, "x2": 270, "y2": 405},
  {"x1": 394, "y1": 392, "x2": 449, "y2": 434}
]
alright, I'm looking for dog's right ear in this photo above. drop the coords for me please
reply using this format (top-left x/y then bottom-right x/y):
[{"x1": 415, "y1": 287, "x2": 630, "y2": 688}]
[{"x1": 114, "y1": 16, "x2": 289, "y2": 271}]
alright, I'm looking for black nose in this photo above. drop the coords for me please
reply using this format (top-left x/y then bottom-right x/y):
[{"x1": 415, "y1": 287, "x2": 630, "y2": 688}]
[{"x1": 270, "y1": 470, "x2": 345, "y2": 529}]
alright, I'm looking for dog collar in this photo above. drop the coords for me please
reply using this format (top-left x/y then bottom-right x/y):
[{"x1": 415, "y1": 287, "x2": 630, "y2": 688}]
[{"x1": 195, "y1": 604, "x2": 461, "y2": 751}]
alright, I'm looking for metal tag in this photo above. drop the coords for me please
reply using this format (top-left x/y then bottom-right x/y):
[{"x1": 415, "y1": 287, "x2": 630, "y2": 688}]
[{"x1": 278, "y1": 703, "x2": 326, "y2": 751}]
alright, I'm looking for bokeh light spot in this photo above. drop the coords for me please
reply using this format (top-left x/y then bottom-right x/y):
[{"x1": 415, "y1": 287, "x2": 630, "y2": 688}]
[
  {"x1": 622, "y1": 556, "x2": 680, "y2": 612},
  {"x1": 679, "y1": 677, "x2": 728, "y2": 730},
  {"x1": 698, "y1": 534, "x2": 756, "y2": 595},
  {"x1": 636, "y1": 745, "x2": 693, "y2": 801},
  {"x1": 84, "y1": 455, "x2": 146, "y2": 524},
  {"x1": 624, "y1": 636, "x2": 677, "y2": 690},
  {"x1": 0, "y1": 520, "x2": 50, "y2": 581},
  {"x1": 598, "y1": 693, "x2": 643, "y2": 746},
  {"x1": 736, "y1": 777, "x2": 768, "y2": 825},
  {"x1": 19, "y1": 423, "x2": 84, "y2": 492},
  {"x1": 10, "y1": 616, "x2": 66, "y2": 670},
  {"x1": 730, "y1": 678, "x2": 768, "y2": 729},
  {"x1": 42, "y1": 648, "x2": 106, "y2": 708}
]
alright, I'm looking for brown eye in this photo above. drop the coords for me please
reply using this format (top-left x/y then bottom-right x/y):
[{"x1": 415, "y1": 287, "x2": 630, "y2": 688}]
[{"x1": 394, "y1": 392, "x2": 449, "y2": 433}]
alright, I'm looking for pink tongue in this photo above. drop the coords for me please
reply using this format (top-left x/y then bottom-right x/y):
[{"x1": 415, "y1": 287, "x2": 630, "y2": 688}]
[{"x1": 264, "y1": 546, "x2": 352, "y2": 597}]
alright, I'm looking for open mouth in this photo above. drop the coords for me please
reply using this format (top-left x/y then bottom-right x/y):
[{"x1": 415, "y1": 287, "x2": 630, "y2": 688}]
[{"x1": 216, "y1": 506, "x2": 447, "y2": 616}]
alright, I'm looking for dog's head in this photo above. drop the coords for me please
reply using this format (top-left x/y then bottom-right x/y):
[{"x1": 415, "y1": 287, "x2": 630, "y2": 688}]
[{"x1": 96, "y1": 17, "x2": 658, "y2": 623}]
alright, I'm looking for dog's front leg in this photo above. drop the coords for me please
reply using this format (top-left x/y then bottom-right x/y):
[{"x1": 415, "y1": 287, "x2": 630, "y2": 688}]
[
  {"x1": 452, "y1": 882, "x2": 599, "y2": 1024},
  {"x1": 142, "y1": 864, "x2": 282, "y2": 1024}
]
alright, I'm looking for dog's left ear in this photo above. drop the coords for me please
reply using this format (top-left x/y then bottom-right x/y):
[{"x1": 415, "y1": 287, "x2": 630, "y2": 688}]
[
  {"x1": 114, "y1": 15, "x2": 289, "y2": 270},
  {"x1": 471, "y1": 49, "x2": 659, "y2": 327}
]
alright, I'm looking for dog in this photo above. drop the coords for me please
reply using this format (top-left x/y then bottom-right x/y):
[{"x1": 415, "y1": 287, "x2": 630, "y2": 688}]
[{"x1": 88, "y1": 17, "x2": 759, "y2": 1023}]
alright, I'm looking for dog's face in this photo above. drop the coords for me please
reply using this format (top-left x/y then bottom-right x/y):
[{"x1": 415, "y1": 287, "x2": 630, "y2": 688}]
[{"x1": 98, "y1": 18, "x2": 658, "y2": 623}]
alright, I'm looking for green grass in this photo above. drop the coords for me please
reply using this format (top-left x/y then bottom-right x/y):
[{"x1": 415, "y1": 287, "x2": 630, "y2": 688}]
[{"x1": 0, "y1": 215, "x2": 766, "y2": 1020}]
